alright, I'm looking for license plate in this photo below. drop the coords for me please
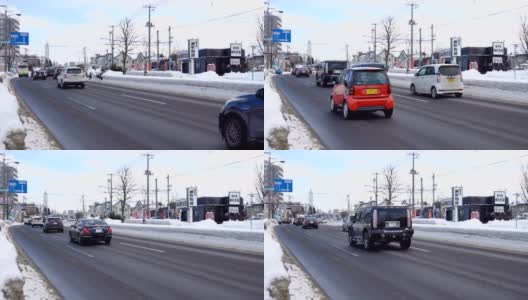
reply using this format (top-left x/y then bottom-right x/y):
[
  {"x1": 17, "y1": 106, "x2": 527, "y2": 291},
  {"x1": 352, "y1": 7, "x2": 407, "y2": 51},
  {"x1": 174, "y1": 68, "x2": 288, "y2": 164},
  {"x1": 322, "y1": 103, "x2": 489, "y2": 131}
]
[
  {"x1": 95, "y1": 228, "x2": 103, "y2": 233},
  {"x1": 448, "y1": 78, "x2": 456, "y2": 83},
  {"x1": 365, "y1": 89, "x2": 379, "y2": 95},
  {"x1": 385, "y1": 221, "x2": 400, "y2": 228}
]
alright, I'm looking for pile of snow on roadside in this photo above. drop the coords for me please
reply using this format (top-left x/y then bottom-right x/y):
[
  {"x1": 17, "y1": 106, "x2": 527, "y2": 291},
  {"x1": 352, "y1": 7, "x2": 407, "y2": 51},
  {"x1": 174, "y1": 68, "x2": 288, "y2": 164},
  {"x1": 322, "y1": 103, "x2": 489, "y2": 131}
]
[
  {"x1": 0, "y1": 73, "x2": 24, "y2": 148},
  {"x1": 264, "y1": 223, "x2": 288, "y2": 299},
  {"x1": 264, "y1": 74, "x2": 288, "y2": 145},
  {"x1": 0, "y1": 221, "x2": 23, "y2": 291},
  {"x1": 413, "y1": 218, "x2": 528, "y2": 232}
]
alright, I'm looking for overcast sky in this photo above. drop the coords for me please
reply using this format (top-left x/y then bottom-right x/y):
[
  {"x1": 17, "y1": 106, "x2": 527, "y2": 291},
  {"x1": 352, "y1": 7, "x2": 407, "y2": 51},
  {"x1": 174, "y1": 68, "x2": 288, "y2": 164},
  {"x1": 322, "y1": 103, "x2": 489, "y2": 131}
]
[
  {"x1": 5, "y1": 0, "x2": 262, "y2": 63},
  {"x1": 6, "y1": 150, "x2": 263, "y2": 213},
  {"x1": 270, "y1": 150, "x2": 528, "y2": 212},
  {"x1": 272, "y1": 0, "x2": 528, "y2": 60}
]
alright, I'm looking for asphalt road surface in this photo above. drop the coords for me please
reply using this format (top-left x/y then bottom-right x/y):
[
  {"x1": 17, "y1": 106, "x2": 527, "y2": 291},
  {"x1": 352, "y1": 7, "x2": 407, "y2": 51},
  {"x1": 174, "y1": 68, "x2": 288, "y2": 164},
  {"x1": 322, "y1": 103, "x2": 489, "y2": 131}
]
[
  {"x1": 10, "y1": 224, "x2": 263, "y2": 300},
  {"x1": 12, "y1": 77, "x2": 238, "y2": 149},
  {"x1": 273, "y1": 75, "x2": 528, "y2": 149},
  {"x1": 275, "y1": 224, "x2": 528, "y2": 300}
]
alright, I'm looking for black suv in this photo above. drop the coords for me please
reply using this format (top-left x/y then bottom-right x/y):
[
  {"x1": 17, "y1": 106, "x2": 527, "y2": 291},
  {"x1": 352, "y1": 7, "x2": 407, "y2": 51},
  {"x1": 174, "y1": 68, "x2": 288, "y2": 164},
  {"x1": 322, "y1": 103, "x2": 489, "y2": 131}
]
[
  {"x1": 315, "y1": 60, "x2": 348, "y2": 87},
  {"x1": 347, "y1": 206, "x2": 413, "y2": 250}
]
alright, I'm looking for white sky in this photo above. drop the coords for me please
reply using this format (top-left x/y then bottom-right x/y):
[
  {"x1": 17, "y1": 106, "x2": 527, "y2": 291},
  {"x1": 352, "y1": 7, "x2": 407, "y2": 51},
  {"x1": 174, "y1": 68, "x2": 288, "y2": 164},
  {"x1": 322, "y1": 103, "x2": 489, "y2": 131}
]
[
  {"x1": 5, "y1": 0, "x2": 262, "y2": 64},
  {"x1": 274, "y1": 0, "x2": 528, "y2": 60},
  {"x1": 272, "y1": 150, "x2": 528, "y2": 212},
  {"x1": 8, "y1": 151, "x2": 263, "y2": 213}
]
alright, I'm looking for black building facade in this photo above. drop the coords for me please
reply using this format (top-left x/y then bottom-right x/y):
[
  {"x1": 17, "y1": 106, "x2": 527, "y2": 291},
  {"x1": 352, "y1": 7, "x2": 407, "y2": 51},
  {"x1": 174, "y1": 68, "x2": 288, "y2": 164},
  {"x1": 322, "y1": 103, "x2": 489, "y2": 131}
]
[
  {"x1": 180, "y1": 196, "x2": 245, "y2": 224},
  {"x1": 180, "y1": 48, "x2": 247, "y2": 75}
]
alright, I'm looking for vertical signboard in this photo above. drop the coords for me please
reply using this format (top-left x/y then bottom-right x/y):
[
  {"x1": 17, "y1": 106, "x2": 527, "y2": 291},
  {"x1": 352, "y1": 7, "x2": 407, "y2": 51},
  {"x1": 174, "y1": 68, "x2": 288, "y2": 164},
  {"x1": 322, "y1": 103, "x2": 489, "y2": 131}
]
[
  {"x1": 452, "y1": 187, "x2": 463, "y2": 222},
  {"x1": 450, "y1": 37, "x2": 461, "y2": 63},
  {"x1": 188, "y1": 39, "x2": 199, "y2": 74},
  {"x1": 186, "y1": 187, "x2": 197, "y2": 222}
]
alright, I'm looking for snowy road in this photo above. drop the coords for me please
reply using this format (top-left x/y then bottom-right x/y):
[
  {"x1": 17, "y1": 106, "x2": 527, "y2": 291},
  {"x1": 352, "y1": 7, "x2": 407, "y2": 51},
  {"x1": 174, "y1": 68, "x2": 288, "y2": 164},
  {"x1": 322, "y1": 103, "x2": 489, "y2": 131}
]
[
  {"x1": 11, "y1": 77, "x2": 260, "y2": 150},
  {"x1": 10, "y1": 225, "x2": 263, "y2": 300},
  {"x1": 272, "y1": 75, "x2": 528, "y2": 149},
  {"x1": 274, "y1": 224, "x2": 528, "y2": 300}
]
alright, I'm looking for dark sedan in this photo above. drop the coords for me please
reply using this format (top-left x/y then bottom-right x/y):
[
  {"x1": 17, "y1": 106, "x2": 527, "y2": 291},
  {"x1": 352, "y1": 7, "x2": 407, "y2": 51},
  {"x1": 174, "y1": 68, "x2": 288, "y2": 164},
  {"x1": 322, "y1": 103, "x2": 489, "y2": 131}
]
[
  {"x1": 33, "y1": 69, "x2": 47, "y2": 80},
  {"x1": 302, "y1": 217, "x2": 319, "y2": 229},
  {"x1": 43, "y1": 217, "x2": 64, "y2": 233},
  {"x1": 69, "y1": 219, "x2": 112, "y2": 246},
  {"x1": 293, "y1": 217, "x2": 304, "y2": 226},
  {"x1": 219, "y1": 88, "x2": 264, "y2": 149}
]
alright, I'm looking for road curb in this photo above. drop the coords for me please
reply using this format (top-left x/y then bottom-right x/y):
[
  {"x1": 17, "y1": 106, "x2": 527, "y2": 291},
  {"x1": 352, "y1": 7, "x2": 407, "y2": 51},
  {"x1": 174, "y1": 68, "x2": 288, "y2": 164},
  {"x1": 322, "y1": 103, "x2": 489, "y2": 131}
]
[{"x1": 413, "y1": 234, "x2": 528, "y2": 256}]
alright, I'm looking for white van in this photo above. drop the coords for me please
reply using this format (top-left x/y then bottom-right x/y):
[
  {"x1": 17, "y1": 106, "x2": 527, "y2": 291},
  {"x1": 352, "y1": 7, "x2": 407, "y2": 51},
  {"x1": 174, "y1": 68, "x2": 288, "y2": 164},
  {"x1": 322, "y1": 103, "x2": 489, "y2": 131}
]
[
  {"x1": 410, "y1": 64, "x2": 464, "y2": 99},
  {"x1": 17, "y1": 64, "x2": 30, "y2": 77}
]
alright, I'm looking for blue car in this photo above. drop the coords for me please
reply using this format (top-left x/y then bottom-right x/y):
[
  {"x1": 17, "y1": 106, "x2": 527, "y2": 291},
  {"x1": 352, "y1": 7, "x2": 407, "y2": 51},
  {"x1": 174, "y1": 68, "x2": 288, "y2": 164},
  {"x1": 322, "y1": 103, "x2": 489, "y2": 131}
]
[
  {"x1": 275, "y1": 69, "x2": 283, "y2": 75},
  {"x1": 219, "y1": 88, "x2": 264, "y2": 149}
]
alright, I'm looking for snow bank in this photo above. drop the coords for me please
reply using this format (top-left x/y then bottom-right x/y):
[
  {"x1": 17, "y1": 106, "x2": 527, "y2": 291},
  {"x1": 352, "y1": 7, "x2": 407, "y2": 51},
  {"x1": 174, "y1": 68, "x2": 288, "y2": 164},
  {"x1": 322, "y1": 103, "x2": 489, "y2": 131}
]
[
  {"x1": 462, "y1": 69, "x2": 528, "y2": 83},
  {"x1": 112, "y1": 70, "x2": 263, "y2": 84},
  {"x1": 104, "y1": 218, "x2": 264, "y2": 233},
  {"x1": 0, "y1": 74, "x2": 24, "y2": 149},
  {"x1": 264, "y1": 223, "x2": 288, "y2": 299},
  {"x1": 413, "y1": 218, "x2": 528, "y2": 232},
  {"x1": 0, "y1": 221, "x2": 23, "y2": 292},
  {"x1": 264, "y1": 74, "x2": 288, "y2": 148}
]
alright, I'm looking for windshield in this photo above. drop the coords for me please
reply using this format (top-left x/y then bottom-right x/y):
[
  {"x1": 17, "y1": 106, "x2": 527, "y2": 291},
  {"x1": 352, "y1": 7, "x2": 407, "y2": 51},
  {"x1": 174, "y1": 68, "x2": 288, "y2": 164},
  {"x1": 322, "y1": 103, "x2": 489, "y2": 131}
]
[
  {"x1": 67, "y1": 68, "x2": 82, "y2": 74},
  {"x1": 82, "y1": 219, "x2": 107, "y2": 226},
  {"x1": 353, "y1": 70, "x2": 389, "y2": 85},
  {"x1": 438, "y1": 66, "x2": 461, "y2": 76},
  {"x1": 327, "y1": 62, "x2": 347, "y2": 71}
]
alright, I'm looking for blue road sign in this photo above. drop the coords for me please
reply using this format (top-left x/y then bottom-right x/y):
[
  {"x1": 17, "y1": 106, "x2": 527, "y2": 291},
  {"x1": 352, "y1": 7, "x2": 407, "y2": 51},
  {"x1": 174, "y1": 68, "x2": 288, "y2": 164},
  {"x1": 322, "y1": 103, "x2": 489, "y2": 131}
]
[
  {"x1": 8, "y1": 180, "x2": 27, "y2": 193},
  {"x1": 274, "y1": 179, "x2": 293, "y2": 193},
  {"x1": 10, "y1": 32, "x2": 29, "y2": 46},
  {"x1": 272, "y1": 29, "x2": 291, "y2": 43}
]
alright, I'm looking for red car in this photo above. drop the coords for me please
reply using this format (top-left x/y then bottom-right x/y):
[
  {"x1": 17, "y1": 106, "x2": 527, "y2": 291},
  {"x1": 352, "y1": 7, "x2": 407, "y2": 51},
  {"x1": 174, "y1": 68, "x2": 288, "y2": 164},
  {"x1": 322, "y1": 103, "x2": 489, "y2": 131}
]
[{"x1": 330, "y1": 67, "x2": 394, "y2": 119}]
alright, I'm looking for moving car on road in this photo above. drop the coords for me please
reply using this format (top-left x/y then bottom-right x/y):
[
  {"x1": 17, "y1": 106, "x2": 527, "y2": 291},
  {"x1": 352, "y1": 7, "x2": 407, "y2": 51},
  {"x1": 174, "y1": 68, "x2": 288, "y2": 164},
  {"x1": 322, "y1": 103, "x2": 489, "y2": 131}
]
[
  {"x1": 315, "y1": 60, "x2": 347, "y2": 87},
  {"x1": 32, "y1": 69, "x2": 47, "y2": 80},
  {"x1": 17, "y1": 64, "x2": 30, "y2": 77},
  {"x1": 348, "y1": 206, "x2": 413, "y2": 251},
  {"x1": 53, "y1": 67, "x2": 63, "y2": 80},
  {"x1": 23, "y1": 216, "x2": 32, "y2": 225},
  {"x1": 219, "y1": 88, "x2": 264, "y2": 149},
  {"x1": 410, "y1": 64, "x2": 464, "y2": 99},
  {"x1": 330, "y1": 67, "x2": 394, "y2": 119},
  {"x1": 293, "y1": 216, "x2": 304, "y2": 226},
  {"x1": 43, "y1": 216, "x2": 64, "y2": 233},
  {"x1": 302, "y1": 216, "x2": 319, "y2": 229},
  {"x1": 342, "y1": 215, "x2": 354, "y2": 232},
  {"x1": 57, "y1": 67, "x2": 86, "y2": 89},
  {"x1": 69, "y1": 218, "x2": 112, "y2": 246},
  {"x1": 293, "y1": 65, "x2": 309, "y2": 77},
  {"x1": 31, "y1": 216, "x2": 44, "y2": 228}
]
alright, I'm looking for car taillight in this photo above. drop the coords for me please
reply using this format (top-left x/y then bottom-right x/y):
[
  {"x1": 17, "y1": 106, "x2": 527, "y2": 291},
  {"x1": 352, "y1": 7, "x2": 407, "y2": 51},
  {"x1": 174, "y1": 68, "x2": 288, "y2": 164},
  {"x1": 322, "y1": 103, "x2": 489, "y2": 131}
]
[
  {"x1": 107, "y1": 227, "x2": 112, "y2": 234},
  {"x1": 407, "y1": 209, "x2": 411, "y2": 227},
  {"x1": 373, "y1": 209, "x2": 378, "y2": 229},
  {"x1": 81, "y1": 227, "x2": 90, "y2": 235},
  {"x1": 348, "y1": 85, "x2": 355, "y2": 96}
]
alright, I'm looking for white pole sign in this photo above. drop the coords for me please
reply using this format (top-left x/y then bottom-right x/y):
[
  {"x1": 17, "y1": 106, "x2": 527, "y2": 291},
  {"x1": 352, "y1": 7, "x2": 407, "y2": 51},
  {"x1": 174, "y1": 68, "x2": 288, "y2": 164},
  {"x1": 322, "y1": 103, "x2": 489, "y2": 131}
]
[{"x1": 494, "y1": 191, "x2": 506, "y2": 205}]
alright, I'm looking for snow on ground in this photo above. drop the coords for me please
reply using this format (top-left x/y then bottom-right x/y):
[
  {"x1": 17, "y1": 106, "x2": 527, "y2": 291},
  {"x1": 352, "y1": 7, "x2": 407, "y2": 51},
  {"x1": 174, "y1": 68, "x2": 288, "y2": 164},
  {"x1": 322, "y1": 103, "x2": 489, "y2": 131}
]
[
  {"x1": 0, "y1": 221, "x2": 23, "y2": 298},
  {"x1": 107, "y1": 70, "x2": 263, "y2": 84},
  {"x1": 0, "y1": 73, "x2": 23, "y2": 149},
  {"x1": 462, "y1": 69, "x2": 528, "y2": 83},
  {"x1": 265, "y1": 73, "x2": 323, "y2": 150},
  {"x1": 413, "y1": 218, "x2": 528, "y2": 232},
  {"x1": 104, "y1": 218, "x2": 264, "y2": 233},
  {"x1": 264, "y1": 223, "x2": 288, "y2": 300}
]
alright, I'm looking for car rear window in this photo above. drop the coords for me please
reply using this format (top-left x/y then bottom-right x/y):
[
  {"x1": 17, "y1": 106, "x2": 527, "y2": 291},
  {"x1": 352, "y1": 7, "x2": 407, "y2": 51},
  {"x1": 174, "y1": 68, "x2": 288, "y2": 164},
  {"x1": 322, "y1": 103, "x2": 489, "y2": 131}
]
[
  {"x1": 353, "y1": 70, "x2": 389, "y2": 85},
  {"x1": 327, "y1": 62, "x2": 347, "y2": 70},
  {"x1": 67, "y1": 68, "x2": 82, "y2": 74},
  {"x1": 377, "y1": 209, "x2": 408, "y2": 223},
  {"x1": 82, "y1": 219, "x2": 107, "y2": 226},
  {"x1": 438, "y1": 66, "x2": 461, "y2": 76}
]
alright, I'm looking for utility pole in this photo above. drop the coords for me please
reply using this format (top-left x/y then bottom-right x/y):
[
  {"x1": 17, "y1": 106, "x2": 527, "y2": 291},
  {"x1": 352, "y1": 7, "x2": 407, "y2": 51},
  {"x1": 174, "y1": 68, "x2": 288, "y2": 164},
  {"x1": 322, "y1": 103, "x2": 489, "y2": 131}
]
[
  {"x1": 144, "y1": 4, "x2": 155, "y2": 75},
  {"x1": 154, "y1": 178, "x2": 158, "y2": 217},
  {"x1": 419, "y1": 28, "x2": 422, "y2": 67},
  {"x1": 83, "y1": 47, "x2": 87, "y2": 68},
  {"x1": 420, "y1": 177, "x2": 424, "y2": 211},
  {"x1": 168, "y1": 26, "x2": 173, "y2": 71},
  {"x1": 166, "y1": 174, "x2": 171, "y2": 219},
  {"x1": 431, "y1": 24, "x2": 435, "y2": 64},
  {"x1": 156, "y1": 30, "x2": 160, "y2": 70},
  {"x1": 143, "y1": 153, "x2": 154, "y2": 223},
  {"x1": 251, "y1": 45, "x2": 256, "y2": 80},
  {"x1": 249, "y1": 193, "x2": 255, "y2": 230},
  {"x1": 432, "y1": 173, "x2": 436, "y2": 215},
  {"x1": 407, "y1": 1, "x2": 418, "y2": 70},
  {"x1": 345, "y1": 44, "x2": 349, "y2": 65},
  {"x1": 107, "y1": 173, "x2": 113, "y2": 217},
  {"x1": 2, "y1": 155, "x2": 7, "y2": 220},
  {"x1": 81, "y1": 194, "x2": 85, "y2": 217},
  {"x1": 374, "y1": 172, "x2": 379, "y2": 206},
  {"x1": 267, "y1": 154, "x2": 272, "y2": 219},
  {"x1": 3, "y1": 9, "x2": 8, "y2": 72},
  {"x1": 409, "y1": 152, "x2": 419, "y2": 216},
  {"x1": 372, "y1": 23, "x2": 377, "y2": 63},
  {"x1": 110, "y1": 25, "x2": 115, "y2": 68},
  {"x1": 347, "y1": 194, "x2": 350, "y2": 217}
]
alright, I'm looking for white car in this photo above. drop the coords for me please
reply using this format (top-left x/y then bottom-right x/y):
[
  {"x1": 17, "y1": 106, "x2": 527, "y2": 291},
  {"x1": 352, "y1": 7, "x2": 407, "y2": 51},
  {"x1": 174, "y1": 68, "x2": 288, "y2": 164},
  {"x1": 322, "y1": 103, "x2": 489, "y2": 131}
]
[
  {"x1": 410, "y1": 64, "x2": 463, "y2": 99},
  {"x1": 57, "y1": 67, "x2": 86, "y2": 89},
  {"x1": 31, "y1": 216, "x2": 44, "y2": 227}
]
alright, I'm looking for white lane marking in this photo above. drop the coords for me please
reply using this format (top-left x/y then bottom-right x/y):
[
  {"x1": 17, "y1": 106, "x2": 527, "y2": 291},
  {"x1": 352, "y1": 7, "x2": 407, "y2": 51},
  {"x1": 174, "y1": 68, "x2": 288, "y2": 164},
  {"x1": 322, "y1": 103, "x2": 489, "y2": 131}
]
[
  {"x1": 393, "y1": 93, "x2": 431, "y2": 103},
  {"x1": 66, "y1": 245, "x2": 95, "y2": 258},
  {"x1": 411, "y1": 246, "x2": 431, "y2": 253},
  {"x1": 120, "y1": 242, "x2": 165, "y2": 253},
  {"x1": 121, "y1": 94, "x2": 167, "y2": 105},
  {"x1": 332, "y1": 245, "x2": 360, "y2": 257},
  {"x1": 68, "y1": 97, "x2": 96, "y2": 110}
]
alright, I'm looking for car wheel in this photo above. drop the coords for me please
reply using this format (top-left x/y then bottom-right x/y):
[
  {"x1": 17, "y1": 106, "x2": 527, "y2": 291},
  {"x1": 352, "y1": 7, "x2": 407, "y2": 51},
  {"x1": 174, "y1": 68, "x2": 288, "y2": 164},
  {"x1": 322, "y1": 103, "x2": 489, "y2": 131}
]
[
  {"x1": 80, "y1": 84, "x2": 85, "y2": 89},
  {"x1": 316, "y1": 79, "x2": 320, "y2": 86},
  {"x1": 57, "y1": 82, "x2": 60, "y2": 88},
  {"x1": 384, "y1": 109, "x2": 393, "y2": 119},
  {"x1": 348, "y1": 230, "x2": 357, "y2": 247},
  {"x1": 223, "y1": 116, "x2": 247, "y2": 149},
  {"x1": 69, "y1": 232, "x2": 74, "y2": 243},
  {"x1": 342, "y1": 100, "x2": 351, "y2": 120},
  {"x1": 431, "y1": 87, "x2": 438, "y2": 99},
  {"x1": 105, "y1": 238, "x2": 111, "y2": 245},
  {"x1": 78, "y1": 236, "x2": 84, "y2": 246},
  {"x1": 410, "y1": 84, "x2": 417, "y2": 95},
  {"x1": 455, "y1": 93, "x2": 463, "y2": 98},
  {"x1": 330, "y1": 96, "x2": 338, "y2": 113},
  {"x1": 400, "y1": 239, "x2": 411, "y2": 250},
  {"x1": 363, "y1": 231, "x2": 373, "y2": 251},
  {"x1": 43, "y1": 228, "x2": 47, "y2": 233}
]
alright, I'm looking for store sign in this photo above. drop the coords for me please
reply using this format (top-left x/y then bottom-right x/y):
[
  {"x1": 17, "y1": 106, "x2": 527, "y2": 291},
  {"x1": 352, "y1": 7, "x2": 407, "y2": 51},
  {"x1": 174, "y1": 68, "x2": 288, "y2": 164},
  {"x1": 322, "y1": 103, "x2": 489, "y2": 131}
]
[
  {"x1": 230, "y1": 58, "x2": 241, "y2": 66},
  {"x1": 494, "y1": 206, "x2": 505, "y2": 213},
  {"x1": 452, "y1": 187, "x2": 463, "y2": 206},
  {"x1": 187, "y1": 187, "x2": 197, "y2": 207},
  {"x1": 450, "y1": 37, "x2": 461, "y2": 57},
  {"x1": 230, "y1": 43, "x2": 242, "y2": 57},
  {"x1": 494, "y1": 191, "x2": 506, "y2": 205},
  {"x1": 228, "y1": 207, "x2": 239, "y2": 214},
  {"x1": 492, "y1": 57, "x2": 503, "y2": 64},
  {"x1": 188, "y1": 39, "x2": 199, "y2": 59},
  {"x1": 492, "y1": 42, "x2": 505, "y2": 56},
  {"x1": 228, "y1": 191, "x2": 241, "y2": 205}
]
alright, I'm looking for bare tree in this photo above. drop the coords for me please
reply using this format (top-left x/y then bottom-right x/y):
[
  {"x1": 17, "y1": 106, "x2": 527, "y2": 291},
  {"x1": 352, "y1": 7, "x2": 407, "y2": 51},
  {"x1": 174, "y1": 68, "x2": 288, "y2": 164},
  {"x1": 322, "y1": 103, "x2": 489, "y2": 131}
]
[
  {"x1": 254, "y1": 163, "x2": 283, "y2": 218},
  {"x1": 380, "y1": 16, "x2": 400, "y2": 69},
  {"x1": 520, "y1": 15, "x2": 528, "y2": 55},
  {"x1": 117, "y1": 17, "x2": 138, "y2": 73},
  {"x1": 116, "y1": 166, "x2": 136, "y2": 223},
  {"x1": 381, "y1": 165, "x2": 403, "y2": 206},
  {"x1": 256, "y1": 16, "x2": 265, "y2": 56},
  {"x1": 522, "y1": 165, "x2": 528, "y2": 202}
]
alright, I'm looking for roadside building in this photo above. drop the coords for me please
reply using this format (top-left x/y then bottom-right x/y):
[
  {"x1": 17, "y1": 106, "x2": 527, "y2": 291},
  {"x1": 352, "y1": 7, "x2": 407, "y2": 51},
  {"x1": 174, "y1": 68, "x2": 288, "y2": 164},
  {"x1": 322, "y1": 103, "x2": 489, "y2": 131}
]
[
  {"x1": 112, "y1": 200, "x2": 132, "y2": 218},
  {"x1": 179, "y1": 195, "x2": 245, "y2": 224},
  {"x1": 441, "y1": 195, "x2": 510, "y2": 223},
  {"x1": 177, "y1": 48, "x2": 247, "y2": 75}
]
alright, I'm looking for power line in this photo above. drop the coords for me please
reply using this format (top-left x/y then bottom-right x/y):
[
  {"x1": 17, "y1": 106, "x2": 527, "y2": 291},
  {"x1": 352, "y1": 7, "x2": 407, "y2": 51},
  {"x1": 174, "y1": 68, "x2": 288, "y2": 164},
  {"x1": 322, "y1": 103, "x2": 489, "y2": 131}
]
[{"x1": 172, "y1": 7, "x2": 263, "y2": 29}]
